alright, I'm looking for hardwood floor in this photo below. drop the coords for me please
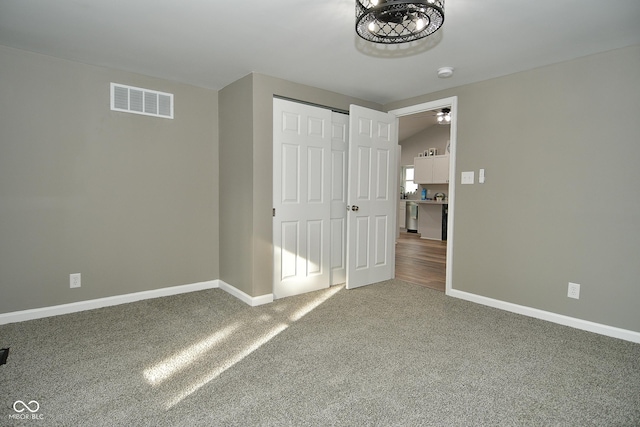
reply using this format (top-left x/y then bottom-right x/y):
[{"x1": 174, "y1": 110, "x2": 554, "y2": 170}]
[{"x1": 395, "y1": 231, "x2": 447, "y2": 292}]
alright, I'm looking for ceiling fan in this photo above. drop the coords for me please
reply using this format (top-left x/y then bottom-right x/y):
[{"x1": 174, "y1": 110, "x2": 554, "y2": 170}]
[
  {"x1": 401, "y1": 107, "x2": 451, "y2": 125},
  {"x1": 435, "y1": 108, "x2": 451, "y2": 125}
]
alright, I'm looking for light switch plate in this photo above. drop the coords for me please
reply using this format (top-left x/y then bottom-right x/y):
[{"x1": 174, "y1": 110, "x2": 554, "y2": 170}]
[
  {"x1": 461, "y1": 171, "x2": 474, "y2": 184},
  {"x1": 479, "y1": 169, "x2": 485, "y2": 184}
]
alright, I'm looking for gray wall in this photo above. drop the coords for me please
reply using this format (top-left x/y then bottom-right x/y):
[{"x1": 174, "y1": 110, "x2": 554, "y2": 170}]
[
  {"x1": 400, "y1": 124, "x2": 450, "y2": 166},
  {"x1": 219, "y1": 73, "x2": 380, "y2": 297},
  {"x1": 386, "y1": 45, "x2": 640, "y2": 332},
  {"x1": 219, "y1": 75, "x2": 254, "y2": 294},
  {"x1": 4, "y1": 40, "x2": 638, "y2": 335},
  {"x1": 0, "y1": 46, "x2": 219, "y2": 314}
]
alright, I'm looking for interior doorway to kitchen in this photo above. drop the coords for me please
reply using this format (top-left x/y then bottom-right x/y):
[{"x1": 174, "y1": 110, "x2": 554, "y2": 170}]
[{"x1": 389, "y1": 97, "x2": 457, "y2": 295}]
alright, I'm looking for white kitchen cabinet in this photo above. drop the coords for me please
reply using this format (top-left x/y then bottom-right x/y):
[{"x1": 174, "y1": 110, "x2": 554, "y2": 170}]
[
  {"x1": 413, "y1": 156, "x2": 431, "y2": 183},
  {"x1": 417, "y1": 203, "x2": 443, "y2": 240},
  {"x1": 398, "y1": 201, "x2": 406, "y2": 229},
  {"x1": 432, "y1": 155, "x2": 449, "y2": 183},
  {"x1": 414, "y1": 155, "x2": 449, "y2": 184}
]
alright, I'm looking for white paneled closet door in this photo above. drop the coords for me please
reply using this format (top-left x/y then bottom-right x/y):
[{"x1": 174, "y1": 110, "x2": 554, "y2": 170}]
[
  {"x1": 273, "y1": 99, "x2": 396, "y2": 297},
  {"x1": 346, "y1": 105, "x2": 398, "y2": 289},
  {"x1": 273, "y1": 98, "x2": 332, "y2": 299}
]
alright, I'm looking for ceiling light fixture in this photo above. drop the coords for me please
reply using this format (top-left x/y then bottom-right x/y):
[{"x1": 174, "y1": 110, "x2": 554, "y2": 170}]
[
  {"x1": 437, "y1": 108, "x2": 451, "y2": 125},
  {"x1": 356, "y1": 0, "x2": 445, "y2": 44}
]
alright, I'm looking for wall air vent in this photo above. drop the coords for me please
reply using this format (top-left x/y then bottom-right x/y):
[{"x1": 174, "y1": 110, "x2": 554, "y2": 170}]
[{"x1": 110, "y1": 83, "x2": 173, "y2": 119}]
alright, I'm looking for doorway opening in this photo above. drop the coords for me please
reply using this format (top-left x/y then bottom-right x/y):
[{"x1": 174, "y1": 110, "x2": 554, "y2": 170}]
[{"x1": 389, "y1": 96, "x2": 457, "y2": 295}]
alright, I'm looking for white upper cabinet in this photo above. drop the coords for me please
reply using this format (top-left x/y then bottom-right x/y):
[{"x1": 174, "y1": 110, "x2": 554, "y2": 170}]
[
  {"x1": 432, "y1": 155, "x2": 449, "y2": 183},
  {"x1": 414, "y1": 154, "x2": 449, "y2": 184}
]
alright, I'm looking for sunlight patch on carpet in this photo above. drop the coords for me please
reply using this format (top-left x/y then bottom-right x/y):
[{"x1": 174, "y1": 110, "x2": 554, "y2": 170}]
[
  {"x1": 164, "y1": 285, "x2": 344, "y2": 409},
  {"x1": 289, "y1": 285, "x2": 342, "y2": 322},
  {"x1": 143, "y1": 322, "x2": 241, "y2": 386},
  {"x1": 165, "y1": 323, "x2": 289, "y2": 409}
]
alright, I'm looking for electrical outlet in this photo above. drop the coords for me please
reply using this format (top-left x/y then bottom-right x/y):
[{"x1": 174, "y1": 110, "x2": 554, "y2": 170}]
[
  {"x1": 568, "y1": 282, "x2": 580, "y2": 299},
  {"x1": 70, "y1": 273, "x2": 81, "y2": 288}
]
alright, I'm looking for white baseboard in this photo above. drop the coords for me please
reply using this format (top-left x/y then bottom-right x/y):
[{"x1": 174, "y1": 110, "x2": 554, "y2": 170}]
[
  {"x1": 0, "y1": 279, "x2": 274, "y2": 325},
  {"x1": 218, "y1": 280, "x2": 274, "y2": 307},
  {"x1": 447, "y1": 288, "x2": 640, "y2": 344}
]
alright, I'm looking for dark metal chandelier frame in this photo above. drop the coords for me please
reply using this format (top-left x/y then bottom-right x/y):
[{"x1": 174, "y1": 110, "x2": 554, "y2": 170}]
[{"x1": 356, "y1": 0, "x2": 445, "y2": 44}]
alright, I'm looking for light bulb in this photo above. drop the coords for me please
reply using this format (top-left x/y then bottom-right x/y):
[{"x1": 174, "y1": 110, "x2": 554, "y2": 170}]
[
  {"x1": 371, "y1": 0, "x2": 379, "y2": 5},
  {"x1": 416, "y1": 18, "x2": 425, "y2": 31},
  {"x1": 368, "y1": 21, "x2": 376, "y2": 32},
  {"x1": 445, "y1": 115, "x2": 451, "y2": 122}
]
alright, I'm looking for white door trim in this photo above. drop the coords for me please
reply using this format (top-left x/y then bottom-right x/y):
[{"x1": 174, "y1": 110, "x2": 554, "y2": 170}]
[{"x1": 388, "y1": 96, "x2": 458, "y2": 295}]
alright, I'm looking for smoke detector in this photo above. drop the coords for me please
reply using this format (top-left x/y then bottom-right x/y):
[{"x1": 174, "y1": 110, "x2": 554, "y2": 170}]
[{"x1": 437, "y1": 67, "x2": 454, "y2": 78}]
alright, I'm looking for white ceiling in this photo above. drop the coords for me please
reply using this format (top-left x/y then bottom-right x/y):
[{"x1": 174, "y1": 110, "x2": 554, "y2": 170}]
[{"x1": 1, "y1": 1, "x2": 639, "y2": 106}]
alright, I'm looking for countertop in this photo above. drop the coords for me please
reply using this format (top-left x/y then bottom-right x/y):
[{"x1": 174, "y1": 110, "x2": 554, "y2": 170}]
[{"x1": 401, "y1": 199, "x2": 448, "y2": 205}]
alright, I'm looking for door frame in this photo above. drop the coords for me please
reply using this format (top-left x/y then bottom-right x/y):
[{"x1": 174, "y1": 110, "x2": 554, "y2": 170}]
[{"x1": 388, "y1": 96, "x2": 457, "y2": 295}]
